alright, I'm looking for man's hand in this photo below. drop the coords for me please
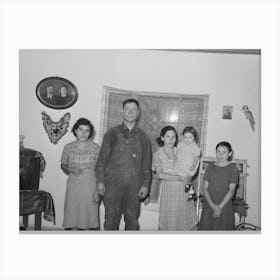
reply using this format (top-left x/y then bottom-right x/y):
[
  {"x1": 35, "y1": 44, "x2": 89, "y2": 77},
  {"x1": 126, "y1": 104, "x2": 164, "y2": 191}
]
[
  {"x1": 97, "y1": 182, "x2": 105, "y2": 196},
  {"x1": 138, "y1": 186, "x2": 148, "y2": 199},
  {"x1": 92, "y1": 191, "x2": 100, "y2": 204},
  {"x1": 143, "y1": 196, "x2": 150, "y2": 205}
]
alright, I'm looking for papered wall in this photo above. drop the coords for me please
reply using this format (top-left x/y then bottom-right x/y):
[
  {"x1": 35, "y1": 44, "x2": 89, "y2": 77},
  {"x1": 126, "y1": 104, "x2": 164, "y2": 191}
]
[{"x1": 19, "y1": 50, "x2": 261, "y2": 229}]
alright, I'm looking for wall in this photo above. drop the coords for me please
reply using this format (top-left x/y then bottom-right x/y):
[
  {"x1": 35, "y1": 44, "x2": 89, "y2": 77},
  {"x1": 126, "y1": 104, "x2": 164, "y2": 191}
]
[{"x1": 19, "y1": 49, "x2": 261, "y2": 229}]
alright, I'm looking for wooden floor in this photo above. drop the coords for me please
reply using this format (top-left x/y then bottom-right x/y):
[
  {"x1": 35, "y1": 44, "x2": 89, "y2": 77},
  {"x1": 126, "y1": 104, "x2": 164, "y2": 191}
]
[{"x1": 19, "y1": 225, "x2": 63, "y2": 231}]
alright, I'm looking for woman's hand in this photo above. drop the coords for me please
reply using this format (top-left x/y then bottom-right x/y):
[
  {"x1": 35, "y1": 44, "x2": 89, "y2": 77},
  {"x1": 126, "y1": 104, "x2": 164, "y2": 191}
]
[
  {"x1": 176, "y1": 175, "x2": 185, "y2": 182},
  {"x1": 182, "y1": 175, "x2": 192, "y2": 185},
  {"x1": 69, "y1": 167, "x2": 83, "y2": 176},
  {"x1": 212, "y1": 205, "x2": 221, "y2": 218}
]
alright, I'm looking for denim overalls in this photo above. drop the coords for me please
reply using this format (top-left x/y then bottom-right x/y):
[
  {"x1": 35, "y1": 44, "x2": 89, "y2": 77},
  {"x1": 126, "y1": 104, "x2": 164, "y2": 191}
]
[{"x1": 103, "y1": 126, "x2": 143, "y2": 230}]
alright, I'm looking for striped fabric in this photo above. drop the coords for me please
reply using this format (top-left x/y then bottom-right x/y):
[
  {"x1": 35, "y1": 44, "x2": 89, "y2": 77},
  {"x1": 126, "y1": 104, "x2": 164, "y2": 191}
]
[
  {"x1": 154, "y1": 148, "x2": 198, "y2": 230},
  {"x1": 159, "y1": 180, "x2": 197, "y2": 230}
]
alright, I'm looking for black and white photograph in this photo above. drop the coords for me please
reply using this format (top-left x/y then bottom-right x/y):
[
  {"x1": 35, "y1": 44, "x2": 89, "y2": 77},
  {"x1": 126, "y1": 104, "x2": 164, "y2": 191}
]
[
  {"x1": 222, "y1": 105, "x2": 233, "y2": 119},
  {"x1": 35, "y1": 76, "x2": 78, "y2": 110},
  {"x1": 1, "y1": 1, "x2": 280, "y2": 280},
  {"x1": 19, "y1": 49, "x2": 261, "y2": 232}
]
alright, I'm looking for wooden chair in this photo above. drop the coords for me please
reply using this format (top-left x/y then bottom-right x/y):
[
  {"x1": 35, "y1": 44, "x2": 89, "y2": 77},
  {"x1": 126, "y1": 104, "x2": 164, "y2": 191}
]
[{"x1": 20, "y1": 190, "x2": 55, "y2": 230}]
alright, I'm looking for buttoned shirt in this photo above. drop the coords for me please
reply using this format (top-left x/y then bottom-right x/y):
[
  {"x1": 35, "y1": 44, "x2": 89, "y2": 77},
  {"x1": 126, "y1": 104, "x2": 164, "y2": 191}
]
[{"x1": 95, "y1": 123, "x2": 152, "y2": 188}]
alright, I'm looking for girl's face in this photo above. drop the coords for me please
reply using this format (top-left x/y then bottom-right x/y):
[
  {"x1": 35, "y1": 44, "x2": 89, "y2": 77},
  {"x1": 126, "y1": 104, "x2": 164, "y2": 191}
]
[
  {"x1": 183, "y1": 132, "x2": 195, "y2": 144},
  {"x1": 161, "y1": 130, "x2": 176, "y2": 148},
  {"x1": 75, "y1": 125, "x2": 90, "y2": 142},
  {"x1": 216, "y1": 145, "x2": 231, "y2": 163}
]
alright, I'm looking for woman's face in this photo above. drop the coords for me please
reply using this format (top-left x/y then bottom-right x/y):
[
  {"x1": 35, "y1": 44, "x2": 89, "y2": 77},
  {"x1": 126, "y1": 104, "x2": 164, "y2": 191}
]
[
  {"x1": 60, "y1": 87, "x2": 67, "y2": 97},
  {"x1": 161, "y1": 129, "x2": 176, "y2": 148},
  {"x1": 75, "y1": 125, "x2": 91, "y2": 142}
]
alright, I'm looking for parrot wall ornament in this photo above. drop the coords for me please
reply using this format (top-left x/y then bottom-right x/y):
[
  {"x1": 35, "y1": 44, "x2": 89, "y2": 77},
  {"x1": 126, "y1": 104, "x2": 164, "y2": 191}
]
[{"x1": 241, "y1": 105, "x2": 255, "y2": 132}]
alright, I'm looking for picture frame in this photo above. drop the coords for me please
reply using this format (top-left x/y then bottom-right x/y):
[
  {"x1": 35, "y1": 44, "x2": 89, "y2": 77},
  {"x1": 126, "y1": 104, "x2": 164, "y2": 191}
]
[
  {"x1": 222, "y1": 105, "x2": 233, "y2": 119},
  {"x1": 35, "y1": 77, "x2": 78, "y2": 110}
]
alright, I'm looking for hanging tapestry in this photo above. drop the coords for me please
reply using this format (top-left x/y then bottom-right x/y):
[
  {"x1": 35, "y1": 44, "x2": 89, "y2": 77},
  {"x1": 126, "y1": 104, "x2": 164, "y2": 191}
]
[{"x1": 41, "y1": 111, "x2": 71, "y2": 144}]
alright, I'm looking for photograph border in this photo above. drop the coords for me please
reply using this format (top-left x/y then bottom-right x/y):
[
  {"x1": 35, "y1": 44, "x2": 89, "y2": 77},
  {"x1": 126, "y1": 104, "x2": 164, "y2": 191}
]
[{"x1": 35, "y1": 76, "x2": 78, "y2": 110}]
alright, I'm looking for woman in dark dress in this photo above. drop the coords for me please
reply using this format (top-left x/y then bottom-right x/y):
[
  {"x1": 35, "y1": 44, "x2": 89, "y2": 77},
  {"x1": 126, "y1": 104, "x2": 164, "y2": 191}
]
[{"x1": 199, "y1": 141, "x2": 239, "y2": 230}]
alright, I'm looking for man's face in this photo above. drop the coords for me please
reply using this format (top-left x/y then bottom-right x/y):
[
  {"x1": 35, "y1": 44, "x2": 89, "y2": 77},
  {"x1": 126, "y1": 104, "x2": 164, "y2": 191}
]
[{"x1": 123, "y1": 102, "x2": 139, "y2": 123}]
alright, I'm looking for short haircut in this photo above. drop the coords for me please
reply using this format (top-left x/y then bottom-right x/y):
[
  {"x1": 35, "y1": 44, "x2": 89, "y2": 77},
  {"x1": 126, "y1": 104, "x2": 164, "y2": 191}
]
[
  {"x1": 216, "y1": 141, "x2": 233, "y2": 161},
  {"x1": 156, "y1": 125, "x2": 178, "y2": 147},
  {"x1": 71, "y1": 118, "x2": 95, "y2": 139},
  {"x1": 122, "y1": 98, "x2": 140, "y2": 109}
]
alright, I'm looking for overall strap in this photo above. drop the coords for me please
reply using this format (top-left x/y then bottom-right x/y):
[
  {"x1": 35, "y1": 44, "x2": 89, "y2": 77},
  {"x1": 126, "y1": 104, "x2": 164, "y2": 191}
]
[{"x1": 114, "y1": 126, "x2": 123, "y2": 140}]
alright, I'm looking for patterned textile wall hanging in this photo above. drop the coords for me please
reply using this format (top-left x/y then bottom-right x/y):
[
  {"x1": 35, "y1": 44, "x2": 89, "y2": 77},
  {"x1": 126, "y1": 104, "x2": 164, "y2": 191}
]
[{"x1": 99, "y1": 86, "x2": 209, "y2": 154}]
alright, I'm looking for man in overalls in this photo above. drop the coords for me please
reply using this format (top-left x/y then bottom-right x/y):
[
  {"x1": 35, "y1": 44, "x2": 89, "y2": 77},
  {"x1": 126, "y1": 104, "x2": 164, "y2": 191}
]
[{"x1": 95, "y1": 98, "x2": 152, "y2": 230}]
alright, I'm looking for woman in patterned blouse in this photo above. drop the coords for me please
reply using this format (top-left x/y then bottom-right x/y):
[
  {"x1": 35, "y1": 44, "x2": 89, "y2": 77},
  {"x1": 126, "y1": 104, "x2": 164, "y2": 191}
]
[{"x1": 61, "y1": 118, "x2": 100, "y2": 230}]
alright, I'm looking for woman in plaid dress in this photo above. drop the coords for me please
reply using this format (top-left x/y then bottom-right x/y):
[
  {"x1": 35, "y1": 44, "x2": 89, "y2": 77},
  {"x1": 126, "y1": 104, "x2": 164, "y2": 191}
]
[
  {"x1": 61, "y1": 118, "x2": 100, "y2": 230},
  {"x1": 153, "y1": 126, "x2": 197, "y2": 230}
]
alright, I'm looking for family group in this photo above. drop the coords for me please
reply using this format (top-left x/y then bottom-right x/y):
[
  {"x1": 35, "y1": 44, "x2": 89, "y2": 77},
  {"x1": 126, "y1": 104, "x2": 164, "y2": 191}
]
[{"x1": 60, "y1": 99, "x2": 239, "y2": 231}]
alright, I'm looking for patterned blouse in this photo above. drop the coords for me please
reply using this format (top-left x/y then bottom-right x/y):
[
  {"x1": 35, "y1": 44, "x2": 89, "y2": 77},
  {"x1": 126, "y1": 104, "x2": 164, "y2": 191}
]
[
  {"x1": 61, "y1": 140, "x2": 100, "y2": 170},
  {"x1": 152, "y1": 147, "x2": 177, "y2": 174}
]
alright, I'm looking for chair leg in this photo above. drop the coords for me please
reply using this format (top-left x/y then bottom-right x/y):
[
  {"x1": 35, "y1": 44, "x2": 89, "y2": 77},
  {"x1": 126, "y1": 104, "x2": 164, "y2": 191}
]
[
  {"x1": 23, "y1": 215, "x2": 29, "y2": 229},
  {"x1": 35, "y1": 212, "x2": 42, "y2": 230}
]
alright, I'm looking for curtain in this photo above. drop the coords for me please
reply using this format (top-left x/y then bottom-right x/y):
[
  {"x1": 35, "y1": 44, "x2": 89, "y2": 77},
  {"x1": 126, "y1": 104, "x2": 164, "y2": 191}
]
[{"x1": 99, "y1": 86, "x2": 209, "y2": 155}]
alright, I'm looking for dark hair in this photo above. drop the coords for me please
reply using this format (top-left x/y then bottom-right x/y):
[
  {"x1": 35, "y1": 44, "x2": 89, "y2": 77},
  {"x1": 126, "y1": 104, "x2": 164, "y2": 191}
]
[
  {"x1": 71, "y1": 118, "x2": 95, "y2": 139},
  {"x1": 156, "y1": 126, "x2": 178, "y2": 147},
  {"x1": 182, "y1": 126, "x2": 198, "y2": 143},
  {"x1": 216, "y1": 141, "x2": 233, "y2": 161},
  {"x1": 122, "y1": 98, "x2": 140, "y2": 109}
]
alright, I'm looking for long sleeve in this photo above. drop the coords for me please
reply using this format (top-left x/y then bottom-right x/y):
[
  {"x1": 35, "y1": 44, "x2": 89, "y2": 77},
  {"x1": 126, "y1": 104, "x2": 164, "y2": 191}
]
[
  {"x1": 152, "y1": 150, "x2": 179, "y2": 181},
  {"x1": 141, "y1": 132, "x2": 152, "y2": 188},
  {"x1": 94, "y1": 128, "x2": 116, "y2": 184}
]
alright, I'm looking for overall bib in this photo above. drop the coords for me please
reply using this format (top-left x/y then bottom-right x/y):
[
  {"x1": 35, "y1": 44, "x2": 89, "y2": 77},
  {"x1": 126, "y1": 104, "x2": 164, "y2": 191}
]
[{"x1": 103, "y1": 127, "x2": 143, "y2": 230}]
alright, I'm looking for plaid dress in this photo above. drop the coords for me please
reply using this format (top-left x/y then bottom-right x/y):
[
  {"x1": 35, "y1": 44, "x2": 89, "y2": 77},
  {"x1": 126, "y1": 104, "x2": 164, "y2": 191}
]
[
  {"x1": 61, "y1": 140, "x2": 100, "y2": 229},
  {"x1": 153, "y1": 148, "x2": 197, "y2": 230}
]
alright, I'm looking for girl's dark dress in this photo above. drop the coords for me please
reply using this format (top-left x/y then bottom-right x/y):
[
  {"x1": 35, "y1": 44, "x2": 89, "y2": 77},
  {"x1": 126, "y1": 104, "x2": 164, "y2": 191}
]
[{"x1": 199, "y1": 163, "x2": 239, "y2": 230}]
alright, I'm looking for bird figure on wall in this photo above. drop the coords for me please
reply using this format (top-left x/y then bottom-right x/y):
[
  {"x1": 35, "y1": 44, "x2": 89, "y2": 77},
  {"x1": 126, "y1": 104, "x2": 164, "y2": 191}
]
[{"x1": 242, "y1": 105, "x2": 255, "y2": 132}]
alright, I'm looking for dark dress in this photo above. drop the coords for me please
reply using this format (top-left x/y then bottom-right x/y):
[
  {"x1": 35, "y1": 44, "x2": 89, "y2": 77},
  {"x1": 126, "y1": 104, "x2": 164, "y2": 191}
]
[{"x1": 199, "y1": 163, "x2": 239, "y2": 230}]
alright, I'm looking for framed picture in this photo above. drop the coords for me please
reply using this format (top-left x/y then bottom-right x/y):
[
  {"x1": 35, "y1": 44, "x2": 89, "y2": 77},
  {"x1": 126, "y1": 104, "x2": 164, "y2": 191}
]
[
  {"x1": 35, "y1": 77, "x2": 78, "y2": 109},
  {"x1": 222, "y1": 105, "x2": 233, "y2": 119}
]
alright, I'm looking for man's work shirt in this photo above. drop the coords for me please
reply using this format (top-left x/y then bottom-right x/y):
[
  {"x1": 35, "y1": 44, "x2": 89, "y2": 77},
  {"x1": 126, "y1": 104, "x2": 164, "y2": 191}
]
[{"x1": 95, "y1": 123, "x2": 152, "y2": 189}]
